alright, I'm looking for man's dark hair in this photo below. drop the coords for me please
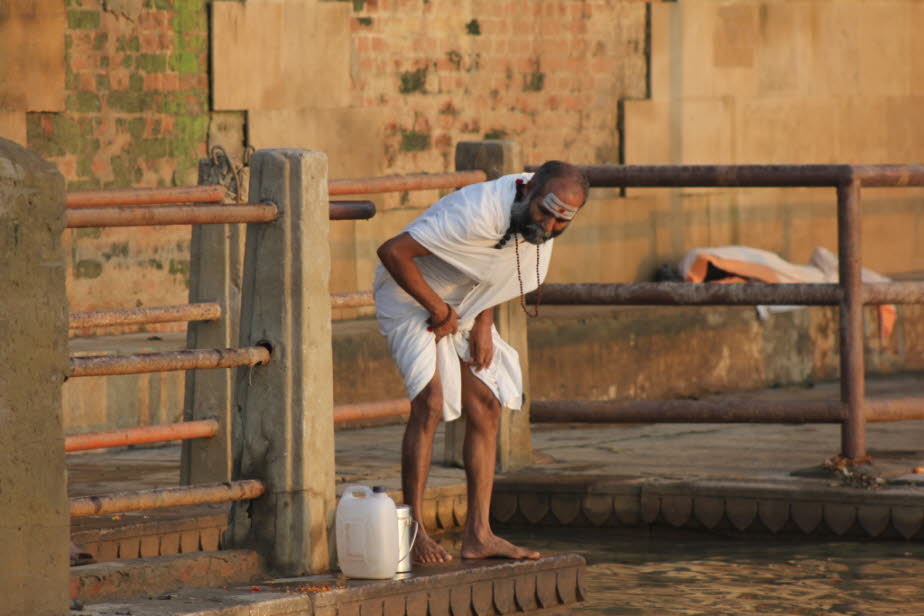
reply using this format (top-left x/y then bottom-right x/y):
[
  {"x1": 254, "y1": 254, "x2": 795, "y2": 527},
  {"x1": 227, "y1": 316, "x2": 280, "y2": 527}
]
[{"x1": 531, "y1": 160, "x2": 590, "y2": 205}]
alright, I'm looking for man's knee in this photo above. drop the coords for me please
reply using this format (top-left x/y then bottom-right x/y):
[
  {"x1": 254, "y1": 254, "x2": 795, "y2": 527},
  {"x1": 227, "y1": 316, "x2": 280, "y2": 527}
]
[
  {"x1": 409, "y1": 387, "x2": 443, "y2": 428},
  {"x1": 465, "y1": 392, "x2": 501, "y2": 430}
]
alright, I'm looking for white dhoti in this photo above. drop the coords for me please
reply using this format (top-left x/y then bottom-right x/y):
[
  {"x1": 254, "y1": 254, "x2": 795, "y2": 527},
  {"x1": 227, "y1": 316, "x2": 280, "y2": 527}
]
[{"x1": 374, "y1": 173, "x2": 553, "y2": 422}]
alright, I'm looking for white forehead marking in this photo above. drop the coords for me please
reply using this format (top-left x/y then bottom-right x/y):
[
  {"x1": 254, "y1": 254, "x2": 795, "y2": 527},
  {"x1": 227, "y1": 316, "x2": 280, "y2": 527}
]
[{"x1": 541, "y1": 192, "x2": 578, "y2": 221}]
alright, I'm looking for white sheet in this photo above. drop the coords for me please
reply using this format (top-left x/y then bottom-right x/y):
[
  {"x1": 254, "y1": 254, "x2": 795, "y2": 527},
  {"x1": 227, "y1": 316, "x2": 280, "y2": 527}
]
[{"x1": 373, "y1": 173, "x2": 553, "y2": 421}]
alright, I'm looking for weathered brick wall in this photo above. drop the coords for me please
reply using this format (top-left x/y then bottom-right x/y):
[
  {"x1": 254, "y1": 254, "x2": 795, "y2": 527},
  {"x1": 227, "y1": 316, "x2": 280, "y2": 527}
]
[
  {"x1": 21, "y1": 0, "x2": 209, "y2": 329},
  {"x1": 348, "y1": 0, "x2": 647, "y2": 182}
]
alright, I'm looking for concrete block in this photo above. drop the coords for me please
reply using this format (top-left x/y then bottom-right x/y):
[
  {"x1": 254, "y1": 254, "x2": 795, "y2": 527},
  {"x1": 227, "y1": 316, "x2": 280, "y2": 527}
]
[
  {"x1": 160, "y1": 532, "x2": 181, "y2": 556},
  {"x1": 229, "y1": 149, "x2": 335, "y2": 575},
  {"x1": 913, "y1": 4, "x2": 924, "y2": 96},
  {"x1": 429, "y1": 587, "x2": 451, "y2": 616},
  {"x1": 0, "y1": 1, "x2": 65, "y2": 111},
  {"x1": 449, "y1": 584, "x2": 472, "y2": 616},
  {"x1": 693, "y1": 496, "x2": 725, "y2": 529},
  {"x1": 757, "y1": 500, "x2": 790, "y2": 533},
  {"x1": 648, "y1": 2, "x2": 675, "y2": 100},
  {"x1": 549, "y1": 494, "x2": 581, "y2": 526},
  {"x1": 622, "y1": 99, "x2": 671, "y2": 165},
  {"x1": 471, "y1": 581, "x2": 492, "y2": 616},
  {"x1": 0, "y1": 138, "x2": 69, "y2": 616},
  {"x1": 518, "y1": 492, "x2": 550, "y2": 524},
  {"x1": 823, "y1": 503, "x2": 857, "y2": 536},
  {"x1": 735, "y1": 97, "x2": 839, "y2": 164},
  {"x1": 857, "y1": 504, "x2": 891, "y2": 538},
  {"x1": 661, "y1": 494, "x2": 693, "y2": 528},
  {"x1": 858, "y1": 2, "x2": 911, "y2": 97},
  {"x1": 492, "y1": 578, "x2": 515, "y2": 614},
  {"x1": 180, "y1": 530, "x2": 200, "y2": 553},
  {"x1": 535, "y1": 570, "x2": 557, "y2": 608},
  {"x1": 681, "y1": 98, "x2": 734, "y2": 165},
  {"x1": 806, "y1": 1, "x2": 860, "y2": 96},
  {"x1": 755, "y1": 2, "x2": 811, "y2": 97},
  {"x1": 514, "y1": 575, "x2": 537, "y2": 611},
  {"x1": 360, "y1": 598, "x2": 384, "y2": 616},
  {"x1": 580, "y1": 494, "x2": 613, "y2": 527},
  {"x1": 437, "y1": 496, "x2": 456, "y2": 530},
  {"x1": 383, "y1": 595, "x2": 406, "y2": 616},
  {"x1": 891, "y1": 506, "x2": 923, "y2": 539},
  {"x1": 212, "y1": 0, "x2": 351, "y2": 111},
  {"x1": 118, "y1": 537, "x2": 141, "y2": 560},
  {"x1": 406, "y1": 591, "x2": 429, "y2": 615},
  {"x1": 139, "y1": 535, "x2": 160, "y2": 558},
  {"x1": 248, "y1": 107, "x2": 384, "y2": 179},
  {"x1": 556, "y1": 567, "x2": 578, "y2": 604},
  {"x1": 0, "y1": 112, "x2": 25, "y2": 145},
  {"x1": 725, "y1": 498, "x2": 757, "y2": 531},
  {"x1": 791, "y1": 501, "x2": 823, "y2": 534},
  {"x1": 182, "y1": 158, "x2": 239, "y2": 486},
  {"x1": 678, "y1": 2, "x2": 715, "y2": 99}
]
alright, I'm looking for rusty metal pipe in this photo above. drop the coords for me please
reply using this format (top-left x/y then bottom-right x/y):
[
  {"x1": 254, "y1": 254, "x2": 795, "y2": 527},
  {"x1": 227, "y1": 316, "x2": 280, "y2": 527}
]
[
  {"x1": 334, "y1": 398, "x2": 411, "y2": 424},
  {"x1": 526, "y1": 282, "x2": 924, "y2": 306},
  {"x1": 65, "y1": 419, "x2": 219, "y2": 452},
  {"x1": 329, "y1": 200, "x2": 376, "y2": 220},
  {"x1": 69, "y1": 479, "x2": 265, "y2": 518},
  {"x1": 331, "y1": 291, "x2": 375, "y2": 309},
  {"x1": 69, "y1": 303, "x2": 221, "y2": 329},
  {"x1": 66, "y1": 185, "x2": 226, "y2": 208},
  {"x1": 66, "y1": 203, "x2": 279, "y2": 228},
  {"x1": 851, "y1": 165, "x2": 924, "y2": 187},
  {"x1": 529, "y1": 283, "x2": 842, "y2": 306},
  {"x1": 68, "y1": 346, "x2": 271, "y2": 378},
  {"x1": 530, "y1": 399, "x2": 847, "y2": 423},
  {"x1": 328, "y1": 170, "x2": 487, "y2": 195},
  {"x1": 838, "y1": 180, "x2": 866, "y2": 460},
  {"x1": 525, "y1": 164, "x2": 856, "y2": 188},
  {"x1": 530, "y1": 397, "x2": 924, "y2": 424},
  {"x1": 866, "y1": 397, "x2": 924, "y2": 422}
]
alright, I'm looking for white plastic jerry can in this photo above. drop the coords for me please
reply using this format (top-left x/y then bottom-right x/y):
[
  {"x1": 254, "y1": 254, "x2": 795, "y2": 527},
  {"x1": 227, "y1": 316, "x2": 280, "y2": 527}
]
[{"x1": 335, "y1": 485, "x2": 399, "y2": 579}]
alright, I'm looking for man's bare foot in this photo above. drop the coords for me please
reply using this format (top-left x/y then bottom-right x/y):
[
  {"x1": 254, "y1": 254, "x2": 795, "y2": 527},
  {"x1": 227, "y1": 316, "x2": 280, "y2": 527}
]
[
  {"x1": 412, "y1": 532, "x2": 453, "y2": 564},
  {"x1": 461, "y1": 533, "x2": 540, "y2": 560}
]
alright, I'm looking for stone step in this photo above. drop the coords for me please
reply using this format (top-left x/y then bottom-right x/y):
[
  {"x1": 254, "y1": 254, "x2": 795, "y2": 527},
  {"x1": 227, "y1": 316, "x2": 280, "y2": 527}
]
[
  {"x1": 74, "y1": 553, "x2": 586, "y2": 616},
  {"x1": 71, "y1": 550, "x2": 264, "y2": 604}
]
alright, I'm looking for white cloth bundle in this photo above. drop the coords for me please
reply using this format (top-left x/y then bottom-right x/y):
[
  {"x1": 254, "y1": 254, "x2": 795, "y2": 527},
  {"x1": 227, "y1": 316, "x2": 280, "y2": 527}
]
[{"x1": 373, "y1": 173, "x2": 553, "y2": 421}]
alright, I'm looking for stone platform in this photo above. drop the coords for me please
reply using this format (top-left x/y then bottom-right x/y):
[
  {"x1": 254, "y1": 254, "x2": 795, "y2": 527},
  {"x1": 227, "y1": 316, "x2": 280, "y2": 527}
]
[{"x1": 73, "y1": 554, "x2": 585, "y2": 616}]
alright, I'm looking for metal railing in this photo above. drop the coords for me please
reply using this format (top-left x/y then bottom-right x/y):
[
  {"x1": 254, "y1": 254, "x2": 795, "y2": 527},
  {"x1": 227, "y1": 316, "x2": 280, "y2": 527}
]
[{"x1": 523, "y1": 163, "x2": 924, "y2": 462}]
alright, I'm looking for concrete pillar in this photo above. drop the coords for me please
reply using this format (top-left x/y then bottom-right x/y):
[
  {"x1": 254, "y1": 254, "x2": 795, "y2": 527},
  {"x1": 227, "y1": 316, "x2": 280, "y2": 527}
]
[
  {"x1": 0, "y1": 138, "x2": 69, "y2": 614},
  {"x1": 181, "y1": 159, "x2": 244, "y2": 485},
  {"x1": 227, "y1": 149, "x2": 335, "y2": 575},
  {"x1": 448, "y1": 141, "x2": 534, "y2": 472}
]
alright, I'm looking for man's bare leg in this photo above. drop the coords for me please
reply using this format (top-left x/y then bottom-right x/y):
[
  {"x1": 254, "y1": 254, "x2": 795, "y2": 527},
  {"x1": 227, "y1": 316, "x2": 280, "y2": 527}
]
[
  {"x1": 458, "y1": 367, "x2": 540, "y2": 560},
  {"x1": 402, "y1": 374, "x2": 453, "y2": 564}
]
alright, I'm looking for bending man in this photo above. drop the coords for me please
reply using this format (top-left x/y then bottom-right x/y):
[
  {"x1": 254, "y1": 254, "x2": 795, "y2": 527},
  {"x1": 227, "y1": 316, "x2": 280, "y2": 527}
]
[{"x1": 374, "y1": 160, "x2": 589, "y2": 563}]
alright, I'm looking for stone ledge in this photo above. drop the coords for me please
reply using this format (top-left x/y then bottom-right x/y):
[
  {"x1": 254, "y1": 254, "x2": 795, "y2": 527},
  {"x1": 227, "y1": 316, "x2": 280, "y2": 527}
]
[
  {"x1": 75, "y1": 553, "x2": 585, "y2": 616},
  {"x1": 492, "y1": 473, "x2": 924, "y2": 539}
]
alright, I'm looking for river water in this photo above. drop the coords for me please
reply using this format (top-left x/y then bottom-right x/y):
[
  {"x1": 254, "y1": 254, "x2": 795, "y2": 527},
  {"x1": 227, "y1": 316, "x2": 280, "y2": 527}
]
[{"x1": 503, "y1": 528, "x2": 924, "y2": 615}]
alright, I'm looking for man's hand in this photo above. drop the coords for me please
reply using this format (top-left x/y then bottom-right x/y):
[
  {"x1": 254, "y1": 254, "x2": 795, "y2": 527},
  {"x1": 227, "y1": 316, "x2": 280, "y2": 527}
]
[
  {"x1": 428, "y1": 303, "x2": 459, "y2": 342},
  {"x1": 466, "y1": 314, "x2": 494, "y2": 371}
]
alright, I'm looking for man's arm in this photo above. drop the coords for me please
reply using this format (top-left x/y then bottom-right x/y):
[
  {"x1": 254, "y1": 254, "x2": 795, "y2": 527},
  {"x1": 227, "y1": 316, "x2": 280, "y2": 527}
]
[
  {"x1": 467, "y1": 308, "x2": 495, "y2": 371},
  {"x1": 377, "y1": 232, "x2": 458, "y2": 339}
]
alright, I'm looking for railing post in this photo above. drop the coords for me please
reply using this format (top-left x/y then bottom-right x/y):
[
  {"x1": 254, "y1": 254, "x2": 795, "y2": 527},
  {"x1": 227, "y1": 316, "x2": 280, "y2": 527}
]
[
  {"x1": 838, "y1": 177, "x2": 867, "y2": 461},
  {"x1": 449, "y1": 140, "x2": 534, "y2": 472},
  {"x1": 0, "y1": 139, "x2": 70, "y2": 614},
  {"x1": 227, "y1": 149, "x2": 335, "y2": 574},
  {"x1": 180, "y1": 159, "x2": 241, "y2": 485}
]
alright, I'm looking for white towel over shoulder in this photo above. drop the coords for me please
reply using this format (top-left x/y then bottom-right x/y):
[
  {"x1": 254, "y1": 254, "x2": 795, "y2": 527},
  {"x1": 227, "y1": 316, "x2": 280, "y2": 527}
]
[{"x1": 373, "y1": 173, "x2": 553, "y2": 422}]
